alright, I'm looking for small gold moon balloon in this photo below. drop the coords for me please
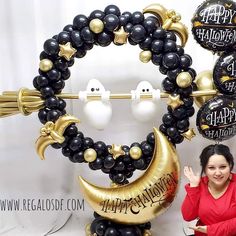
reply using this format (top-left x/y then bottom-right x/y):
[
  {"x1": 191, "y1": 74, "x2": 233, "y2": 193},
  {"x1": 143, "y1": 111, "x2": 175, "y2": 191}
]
[
  {"x1": 194, "y1": 70, "x2": 216, "y2": 108},
  {"x1": 143, "y1": 4, "x2": 188, "y2": 46},
  {"x1": 35, "y1": 114, "x2": 80, "y2": 160},
  {"x1": 143, "y1": 4, "x2": 168, "y2": 25},
  {"x1": 78, "y1": 128, "x2": 180, "y2": 224}
]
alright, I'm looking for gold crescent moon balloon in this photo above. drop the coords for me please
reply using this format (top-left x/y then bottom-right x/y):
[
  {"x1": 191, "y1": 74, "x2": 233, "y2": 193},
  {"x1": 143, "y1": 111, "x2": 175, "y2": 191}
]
[
  {"x1": 194, "y1": 70, "x2": 216, "y2": 108},
  {"x1": 143, "y1": 4, "x2": 168, "y2": 25},
  {"x1": 35, "y1": 114, "x2": 80, "y2": 160},
  {"x1": 143, "y1": 4, "x2": 188, "y2": 46},
  {"x1": 78, "y1": 128, "x2": 180, "y2": 224}
]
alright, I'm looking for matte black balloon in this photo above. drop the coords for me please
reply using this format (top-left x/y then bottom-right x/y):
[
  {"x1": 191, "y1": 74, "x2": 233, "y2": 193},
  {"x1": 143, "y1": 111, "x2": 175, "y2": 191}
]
[
  {"x1": 192, "y1": 0, "x2": 236, "y2": 52},
  {"x1": 196, "y1": 95, "x2": 236, "y2": 141},
  {"x1": 213, "y1": 51, "x2": 236, "y2": 95}
]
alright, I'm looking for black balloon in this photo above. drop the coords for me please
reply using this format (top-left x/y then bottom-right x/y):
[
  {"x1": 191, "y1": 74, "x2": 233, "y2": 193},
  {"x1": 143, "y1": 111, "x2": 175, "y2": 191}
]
[
  {"x1": 118, "y1": 226, "x2": 142, "y2": 236},
  {"x1": 213, "y1": 51, "x2": 236, "y2": 95},
  {"x1": 192, "y1": 0, "x2": 236, "y2": 52},
  {"x1": 196, "y1": 95, "x2": 236, "y2": 141}
]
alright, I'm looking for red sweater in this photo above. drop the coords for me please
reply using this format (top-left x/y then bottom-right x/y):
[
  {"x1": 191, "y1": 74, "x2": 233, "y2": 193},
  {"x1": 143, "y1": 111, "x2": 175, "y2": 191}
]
[{"x1": 181, "y1": 173, "x2": 236, "y2": 236}]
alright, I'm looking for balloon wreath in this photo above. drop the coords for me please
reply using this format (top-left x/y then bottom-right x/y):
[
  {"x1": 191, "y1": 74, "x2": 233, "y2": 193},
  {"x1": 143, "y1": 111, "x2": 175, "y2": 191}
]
[
  {"x1": 1, "y1": 1, "x2": 235, "y2": 235},
  {"x1": 31, "y1": 4, "x2": 197, "y2": 235}
]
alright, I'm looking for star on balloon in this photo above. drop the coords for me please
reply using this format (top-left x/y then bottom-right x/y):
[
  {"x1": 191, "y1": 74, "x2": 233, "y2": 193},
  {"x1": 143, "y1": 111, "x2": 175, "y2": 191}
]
[
  {"x1": 167, "y1": 94, "x2": 184, "y2": 109},
  {"x1": 182, "y1": 128, "x2": 196, "y2": 141},
  {"x1": 59, "y1": 42, "x2": 77, "y2": 61},
  {"x1": 108, "y1": 144, "x2": 125, "y2": 159},
  {"x1": 113, "y1": 27, "x2": 129, "y2": 45}
]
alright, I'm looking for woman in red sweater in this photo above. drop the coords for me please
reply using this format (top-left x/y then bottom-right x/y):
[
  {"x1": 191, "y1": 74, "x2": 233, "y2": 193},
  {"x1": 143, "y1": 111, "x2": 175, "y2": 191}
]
[{"x1": 181, "y1": 144, "x2": 236, "y2": 236}]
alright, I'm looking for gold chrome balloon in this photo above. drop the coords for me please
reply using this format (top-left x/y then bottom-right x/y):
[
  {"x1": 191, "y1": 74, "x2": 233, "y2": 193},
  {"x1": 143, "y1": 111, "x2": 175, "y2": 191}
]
[
  {"x1": 89, "y1": 19, "x2": 104, "y2": 34},
  {"x1": 35, "y1": 114, "x2": 80, "y2": 160},
  {"x1": 194, "y1": 70, "x2": 216, "y2": 108},
  {"x1": 143, "y1": 4, "x2": 188, "y2": 46},
  {"x1": 143, "y1": 4, "x2": 168, "y2": 25},
  {"x1": 167, "y1": 94, "x2": 184, "y2": 110},
  {"x1": 78, "y1": 128, "x2": 180, "y2": 224},
  {"x1": 130, "y1": 146, "x2": 142, "y2": 160},
  {"x1": 176, "y1": 72, "x2": 192, "y2": 88},
  {"x1": 181, "y1": 128, "x2": 196, "y2": 141},
  {"x1": 108, "y1": 144, "x2": 125, "y2": 159},
  {"x1": 113, "y1": 27, "x2": 129, "y2": 45},
  {"x1": 139, "y1": 50, "x2": 152, "y2": 63},
  {"x1": 143, "y1": 229, "x2": 152, "y2": 236},
  {"x1": 84, "y1": 148, "x2": 97, "y2": 163},
  {"x1": 59, "y1": 42, "x2": 77, "y2": 61},
  {"x1": 39, "y1": 59, "x2": 53, "y2": 72}
]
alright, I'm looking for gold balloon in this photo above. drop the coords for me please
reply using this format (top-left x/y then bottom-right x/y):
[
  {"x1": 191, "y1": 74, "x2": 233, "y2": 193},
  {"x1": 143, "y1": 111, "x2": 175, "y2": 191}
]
[
  {"x1": 39, "y1": 59, "x2": 53, "y2": 72},
  {"x1": 143, "y1": 229, "x2": 152, "y2": 236},
  {"x1": 167, "y1": 94, "x2": 184, "y2": 110},
  {"x1": 35, "y1": 115, "x2": 80, "y2": 160},
  {"x1": 130, "y1": 146, "x2": 142, "y2": 160},
  {"x1": 176, "y1": 72, "x2": 192, "y2": 88},
  {"x1": 85, "y1": 223, "x2": 91, "y2": 235},
  {"x1": 113, "y1": 27, "x2": 129, "y2": 45},
  {"x1": 78, "y1": 128, "x2": 180, "y2": 224},
  {"x1": 143, "y1": 4, "x2": 168, "y2": 25},
  {"x1": 108, "y1": 144, "x2": 125, "y2": 159},
  {"x1": 194, "y1": 70, "x2": 216, "y2": 108},
  {"x1": 89, "y1": 19, "x2": 104, "y2": 34},
  {"x1": 84, "y1": 148, "x2": 97, "y2": 162},
  {"x1": 110, "y1": 182, "x2": 121, "y2": 188},
  {"x1": 59, "y1": 42, "x2": 77, "y2": 61},
  {"x1": 139, "y1": 50, "x2": 152, "y2": 63}
]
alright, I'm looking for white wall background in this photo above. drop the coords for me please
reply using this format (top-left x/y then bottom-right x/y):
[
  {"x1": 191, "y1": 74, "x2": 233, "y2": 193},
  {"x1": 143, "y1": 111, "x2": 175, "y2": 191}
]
[{"x1": 0, "y1": 0, "x2": 235, "y2": 235}]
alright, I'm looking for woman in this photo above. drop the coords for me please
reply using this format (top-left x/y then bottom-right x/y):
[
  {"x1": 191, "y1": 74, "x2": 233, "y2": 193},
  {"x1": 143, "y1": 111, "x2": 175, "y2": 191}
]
[{"x1": 181, "y1": 144, "x2": 236, "y2": 236}]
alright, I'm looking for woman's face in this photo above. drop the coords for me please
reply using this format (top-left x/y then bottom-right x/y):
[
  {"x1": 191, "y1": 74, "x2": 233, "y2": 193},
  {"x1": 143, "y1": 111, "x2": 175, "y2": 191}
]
[{"x1": 205, "y1": 154, "x2": 231, "y2": 187}]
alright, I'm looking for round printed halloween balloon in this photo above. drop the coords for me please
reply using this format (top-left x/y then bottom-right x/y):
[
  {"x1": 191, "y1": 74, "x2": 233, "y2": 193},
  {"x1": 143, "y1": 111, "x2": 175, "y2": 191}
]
[
  {"x1": 196, "y1": 95, "x2": 236, "y2": 141},
  {"x1": 213, "y1": 51, "x2": 236, "y2": 95},
  {"x1": 192, "y1": 0, "x2": 236, "y2": 52}
]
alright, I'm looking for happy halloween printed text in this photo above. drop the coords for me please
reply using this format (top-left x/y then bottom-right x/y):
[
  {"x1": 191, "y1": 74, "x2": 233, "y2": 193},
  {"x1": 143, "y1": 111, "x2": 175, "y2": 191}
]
[
  {"x1": 204, "y1": 106, "x2": 236, "y2": 139},
  {"x1": 199, "y1": 4, "x2": 236, "y2": 24},
  {"x1": 99, "y1": 173, "x2": 177, "y2": 215},
  {"x1": 194, "y1": 4, "x2": 236, "y2": 48}
]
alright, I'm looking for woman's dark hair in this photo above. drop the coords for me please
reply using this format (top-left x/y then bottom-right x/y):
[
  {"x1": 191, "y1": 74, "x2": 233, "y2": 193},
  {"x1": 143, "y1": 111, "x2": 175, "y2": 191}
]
[{"x1": 199, "y1": 144, "x2": 234, "y2": 176}]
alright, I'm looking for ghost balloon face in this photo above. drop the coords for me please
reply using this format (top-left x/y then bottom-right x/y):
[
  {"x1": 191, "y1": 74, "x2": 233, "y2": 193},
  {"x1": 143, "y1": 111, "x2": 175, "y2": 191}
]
[
  {"x1": 86, "y1": 79, "x2": 106, "y2": 93},
  {"x1": 83, "y1": 79, "x2": 112, "y2": 130},
  {"x1": 131, "y1": 81, "x2": 158, "y2": 122},
  {"x1": 136, "y1": 81, "x2": 153, "y2": 94}
]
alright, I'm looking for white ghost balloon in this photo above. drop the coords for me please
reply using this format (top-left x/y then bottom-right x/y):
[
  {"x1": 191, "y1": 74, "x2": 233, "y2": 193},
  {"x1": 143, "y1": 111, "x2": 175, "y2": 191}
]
[
  {"x1": 131, "y1": 81, "x2": 158, "y2": 122},
  {"x1": 83, "y1": 79, "x2": 112, "y2": 130}
]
